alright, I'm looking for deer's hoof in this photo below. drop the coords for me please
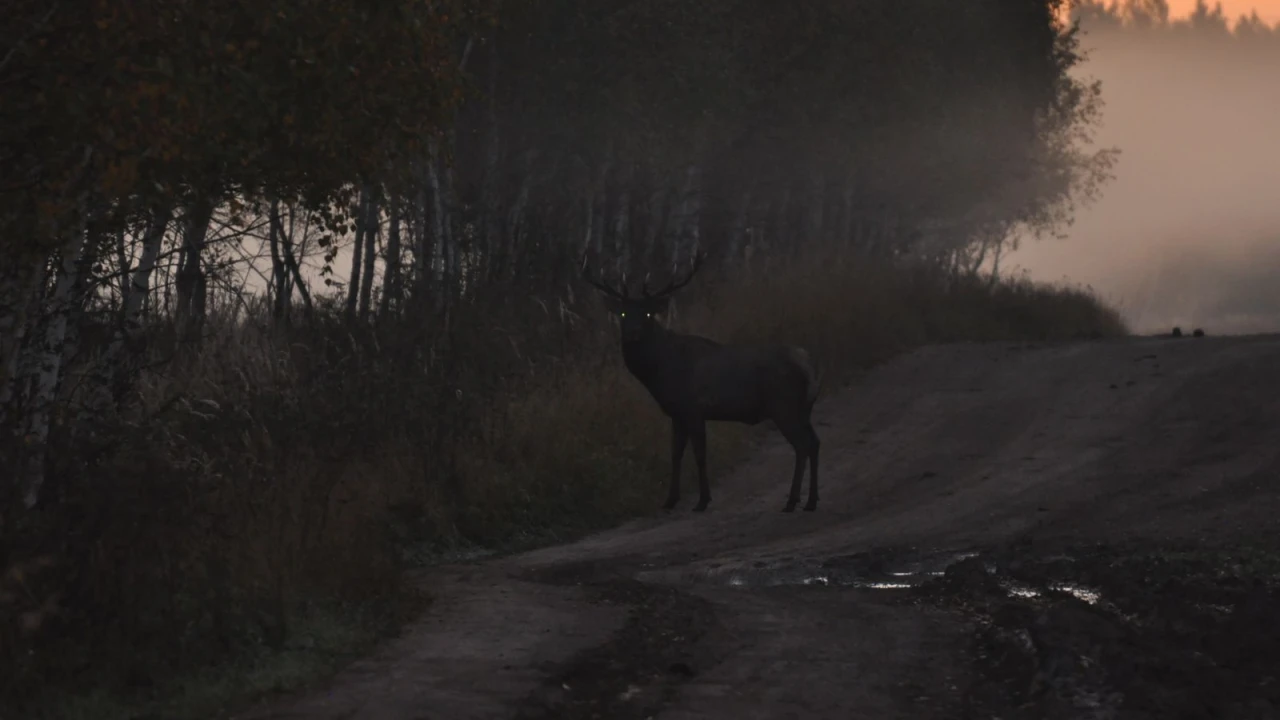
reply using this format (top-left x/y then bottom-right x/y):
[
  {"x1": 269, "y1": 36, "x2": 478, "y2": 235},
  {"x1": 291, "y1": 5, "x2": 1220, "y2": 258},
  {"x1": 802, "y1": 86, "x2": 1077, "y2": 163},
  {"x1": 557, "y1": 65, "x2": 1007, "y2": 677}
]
[
  {"x1": 782, "y1": 503, "x2": 797, "y2": 513},
  {"x1": 662, "y1": 499, "x2": 679, "y2": 511},
  {"x1": 803, "y1": 501, "x2": 818, "y2": 512},
  {"x1": 692, "y1": 501, "x2": 709, "y2": 513}
]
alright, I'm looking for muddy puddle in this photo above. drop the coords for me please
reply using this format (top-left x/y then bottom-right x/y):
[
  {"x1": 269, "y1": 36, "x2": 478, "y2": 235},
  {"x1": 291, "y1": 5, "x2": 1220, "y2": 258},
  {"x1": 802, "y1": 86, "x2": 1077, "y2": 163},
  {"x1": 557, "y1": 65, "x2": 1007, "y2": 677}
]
[
  {"x1": 635, "y1": 547, "x2": 979, "y2": 590},
  {"x1": 640, "y1": 543, "x2": 1280, "y2": 718},
  {"x1": 637, "y1": 546, "x2": 1111, "y2": 609}
]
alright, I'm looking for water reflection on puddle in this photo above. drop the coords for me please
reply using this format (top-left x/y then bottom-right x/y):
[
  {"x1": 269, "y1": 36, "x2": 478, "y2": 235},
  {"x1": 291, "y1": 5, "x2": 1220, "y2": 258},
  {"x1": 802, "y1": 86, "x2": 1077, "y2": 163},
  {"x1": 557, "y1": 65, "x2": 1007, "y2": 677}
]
[
  {"x1": 654, "y1": 548, "x2": 1108, "y2": 605},
  {"x1": 656, "y1": 549, "x2": 984, "y2": 590},
  {"x1": 1052, "y1": 582, "x2": 1101, "y2": 605}
]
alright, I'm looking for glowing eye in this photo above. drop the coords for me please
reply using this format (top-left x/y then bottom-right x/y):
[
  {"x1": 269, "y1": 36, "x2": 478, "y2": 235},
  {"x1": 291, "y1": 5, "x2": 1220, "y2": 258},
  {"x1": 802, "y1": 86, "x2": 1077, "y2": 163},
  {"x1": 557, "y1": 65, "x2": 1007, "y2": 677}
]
[
  {"x1": 646, "y1": 313, "x2": 652, "y2": 317},
  {"x1": 620, "y1": 312, "x2": 626, "y2": 318}
]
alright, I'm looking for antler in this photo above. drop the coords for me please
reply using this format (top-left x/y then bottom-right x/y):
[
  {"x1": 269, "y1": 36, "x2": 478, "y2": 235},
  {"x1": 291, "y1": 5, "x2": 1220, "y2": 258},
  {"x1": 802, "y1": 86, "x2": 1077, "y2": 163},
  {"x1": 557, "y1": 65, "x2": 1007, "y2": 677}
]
[
  {"x1": 580, "y1": 253, "x2": 630, "y2": 300},
  {"x1": 641, "y1": 251, "x2": 706, "y2": 299}
]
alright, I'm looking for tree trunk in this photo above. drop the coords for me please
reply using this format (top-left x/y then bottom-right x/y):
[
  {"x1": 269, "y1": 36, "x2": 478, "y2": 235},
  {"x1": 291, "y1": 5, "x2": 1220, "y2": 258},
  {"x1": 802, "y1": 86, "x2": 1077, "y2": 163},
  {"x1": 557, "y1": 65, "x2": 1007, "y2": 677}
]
[
  {"x1": 268, "y1": 199, "x2": 289, "y2": 322},
  {"x1": 20, "y1": 225, "x2": 87, "y2": 507},
  {"x1": 358, "y1": 188, "x2": 379, "y2": 318},
  {"x1": 344, "y1": 189, "x2": 367, "y2": 321},
  {"x1": 411, "y1": 160, "x2": 430, "y2": 305},
  {"x1": 641, "y1": 185, "x2": 670, "y2": 271},
  {"x1": 612, "y1": 183, "x2": 631, "y2": 278},
  {"x1": 726, "y1": 181, "x2": 755, "y2": 265},
  {"x1": 174, "y1": 195, "x2": 214, "y2": 341},
  {"x1": 0, "y1": 254, "x2": 48, "y2": 423},
  {"x1": 424, "y1": 141, "x2": 445, "y2": 289},
  {"x1": 505, "y1": 150, "x2": 536, "y2": 277},
  {"x1": 94, "y1": 204, "x2": 173, "y2": 402},
  {"x1": 380, "y1": 201, "x2": 403, "y2": 316},
  {"x1": 839, "y1": 181, "x2": 855, "y2": 258},
  {"x1": 113, "y1": 227, "x2": 131, "y2": 314},
  {"x1": 278, "y1": 203, "x2": 312, "y2": 316},
  {"x1": 807, "y1": 173, "x2": 826, "y2": 250},
  {"x1": 478, "y1": 36, "x2": 501, "y2": 285}
]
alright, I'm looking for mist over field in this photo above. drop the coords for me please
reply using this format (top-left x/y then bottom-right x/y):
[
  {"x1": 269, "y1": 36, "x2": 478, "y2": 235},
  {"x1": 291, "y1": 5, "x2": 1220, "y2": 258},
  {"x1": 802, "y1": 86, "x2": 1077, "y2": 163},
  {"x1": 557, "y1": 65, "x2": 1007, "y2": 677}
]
[{"x1": 1012, "y1": 9, "x2": 1280, "y2": 334}]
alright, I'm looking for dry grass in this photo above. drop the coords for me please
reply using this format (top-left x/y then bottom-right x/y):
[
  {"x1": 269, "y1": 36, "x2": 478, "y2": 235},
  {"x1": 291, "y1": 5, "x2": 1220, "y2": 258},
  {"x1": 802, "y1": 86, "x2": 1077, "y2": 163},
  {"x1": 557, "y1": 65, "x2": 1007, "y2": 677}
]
[{"x1": 1, "y1": 253, "x2": 1125, "y2": 719}]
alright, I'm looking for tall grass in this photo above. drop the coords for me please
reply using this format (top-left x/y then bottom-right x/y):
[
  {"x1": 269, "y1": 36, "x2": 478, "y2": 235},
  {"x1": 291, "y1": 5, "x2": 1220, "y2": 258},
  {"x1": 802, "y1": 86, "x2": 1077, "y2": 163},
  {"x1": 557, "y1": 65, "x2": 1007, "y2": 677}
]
[{"x1": 1, "y1": 253, "x2": 1125, "y2": 719}]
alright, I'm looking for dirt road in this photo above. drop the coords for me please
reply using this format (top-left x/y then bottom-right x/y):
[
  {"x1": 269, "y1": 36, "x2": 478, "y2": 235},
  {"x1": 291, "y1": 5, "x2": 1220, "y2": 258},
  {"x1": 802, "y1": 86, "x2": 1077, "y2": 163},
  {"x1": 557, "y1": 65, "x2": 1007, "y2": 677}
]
[{"x1": 240, "y1": 334, "x2": 1280, "y2": 719}]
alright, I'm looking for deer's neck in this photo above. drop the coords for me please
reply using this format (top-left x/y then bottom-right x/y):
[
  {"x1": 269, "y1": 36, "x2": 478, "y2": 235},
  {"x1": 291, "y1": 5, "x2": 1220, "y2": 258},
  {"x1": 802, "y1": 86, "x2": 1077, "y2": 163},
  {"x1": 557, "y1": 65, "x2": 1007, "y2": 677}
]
[{"x1": 620, "y1": 328, "x2": 673, "y2": 396}]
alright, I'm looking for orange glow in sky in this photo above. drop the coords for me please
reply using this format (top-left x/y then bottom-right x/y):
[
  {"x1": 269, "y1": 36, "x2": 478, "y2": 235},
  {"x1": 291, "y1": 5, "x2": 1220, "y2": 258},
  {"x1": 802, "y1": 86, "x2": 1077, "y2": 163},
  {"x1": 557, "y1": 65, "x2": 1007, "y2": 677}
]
[{"x1": 1164, "y1": 0, "x2": 1280, "y2": 23}]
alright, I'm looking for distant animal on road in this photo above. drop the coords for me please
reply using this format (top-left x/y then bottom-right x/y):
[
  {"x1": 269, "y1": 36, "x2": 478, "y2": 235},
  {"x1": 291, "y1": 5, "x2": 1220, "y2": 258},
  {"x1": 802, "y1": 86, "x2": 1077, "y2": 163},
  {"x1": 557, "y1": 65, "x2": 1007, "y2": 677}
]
[{"x1": 582, "y1": 253, "x2": 822, "y2": 513}]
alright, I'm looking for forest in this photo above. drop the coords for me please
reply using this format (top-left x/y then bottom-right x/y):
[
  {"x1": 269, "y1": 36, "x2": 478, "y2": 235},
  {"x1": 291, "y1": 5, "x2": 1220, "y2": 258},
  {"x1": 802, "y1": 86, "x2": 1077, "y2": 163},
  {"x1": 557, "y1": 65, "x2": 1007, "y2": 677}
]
[{"x1": 0, "y1": 0, "x2": 1139, "y2": 716}]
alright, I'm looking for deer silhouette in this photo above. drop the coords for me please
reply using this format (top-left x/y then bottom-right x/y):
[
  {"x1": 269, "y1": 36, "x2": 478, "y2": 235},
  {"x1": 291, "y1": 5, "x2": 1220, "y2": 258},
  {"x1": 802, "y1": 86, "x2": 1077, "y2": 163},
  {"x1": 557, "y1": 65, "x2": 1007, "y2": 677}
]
[{"x1": 582, "y1": 253, "x2": 821, "y2": 512}]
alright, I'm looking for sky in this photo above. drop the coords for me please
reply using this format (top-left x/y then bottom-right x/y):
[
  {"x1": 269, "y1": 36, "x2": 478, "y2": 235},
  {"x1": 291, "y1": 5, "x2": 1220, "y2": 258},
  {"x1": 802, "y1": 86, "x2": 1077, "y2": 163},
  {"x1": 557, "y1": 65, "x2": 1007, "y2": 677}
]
[{"x1": 1167, "y1": 0, "x2": 1280, "y2": 22}]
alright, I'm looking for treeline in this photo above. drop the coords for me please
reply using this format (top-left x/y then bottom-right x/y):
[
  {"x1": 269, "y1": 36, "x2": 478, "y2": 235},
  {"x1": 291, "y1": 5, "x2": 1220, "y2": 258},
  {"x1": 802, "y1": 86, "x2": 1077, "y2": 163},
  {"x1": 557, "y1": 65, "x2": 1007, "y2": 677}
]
[
  {"x1": 1071, "y1": 0, "x2": 1280, "y2": 39},
  {"x1": 0, "y1": 1, "x2": 1125, "y2": 716}
]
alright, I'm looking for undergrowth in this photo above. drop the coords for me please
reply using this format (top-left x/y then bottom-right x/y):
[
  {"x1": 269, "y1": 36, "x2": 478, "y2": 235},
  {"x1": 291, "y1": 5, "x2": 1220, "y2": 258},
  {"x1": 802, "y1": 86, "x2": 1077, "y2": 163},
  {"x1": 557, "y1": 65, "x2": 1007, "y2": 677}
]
[{"x1": 1, "y1": 255, "x2": 1125, "y2": 719}]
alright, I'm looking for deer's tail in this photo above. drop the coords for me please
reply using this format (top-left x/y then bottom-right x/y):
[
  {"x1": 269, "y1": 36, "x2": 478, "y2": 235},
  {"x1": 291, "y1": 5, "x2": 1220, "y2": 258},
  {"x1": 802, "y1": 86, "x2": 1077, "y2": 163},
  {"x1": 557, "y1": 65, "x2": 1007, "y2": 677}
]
[{"x1": 788, "y1": 347, "x2": 822, "y2": 409}]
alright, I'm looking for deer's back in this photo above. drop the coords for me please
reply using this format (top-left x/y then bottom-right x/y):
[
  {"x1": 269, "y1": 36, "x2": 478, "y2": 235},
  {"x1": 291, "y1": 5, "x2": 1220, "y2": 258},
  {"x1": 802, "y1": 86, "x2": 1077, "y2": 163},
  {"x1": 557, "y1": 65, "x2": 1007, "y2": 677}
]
[{"x1": 666, "y1": 334, "x2": 812, "y2": 423}]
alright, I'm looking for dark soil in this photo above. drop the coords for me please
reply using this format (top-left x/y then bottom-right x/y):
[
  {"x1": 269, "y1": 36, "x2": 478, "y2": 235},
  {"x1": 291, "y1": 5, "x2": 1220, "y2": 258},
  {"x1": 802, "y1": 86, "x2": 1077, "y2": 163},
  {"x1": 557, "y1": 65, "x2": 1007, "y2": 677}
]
[
  {"x1": 513, "y1": 578, "x2": 725, "y2": 720},
  {"x1": 922, "y1": 543, "x2": 1280, "y2": 720}
]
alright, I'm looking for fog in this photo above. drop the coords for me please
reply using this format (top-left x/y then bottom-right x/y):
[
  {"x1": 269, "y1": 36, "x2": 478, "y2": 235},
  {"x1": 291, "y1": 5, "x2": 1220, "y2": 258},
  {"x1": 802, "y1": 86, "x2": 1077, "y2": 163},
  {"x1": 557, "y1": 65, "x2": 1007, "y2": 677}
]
[{"x1": 1010, "y1": 25, "x2": 1280, "y2": 334}]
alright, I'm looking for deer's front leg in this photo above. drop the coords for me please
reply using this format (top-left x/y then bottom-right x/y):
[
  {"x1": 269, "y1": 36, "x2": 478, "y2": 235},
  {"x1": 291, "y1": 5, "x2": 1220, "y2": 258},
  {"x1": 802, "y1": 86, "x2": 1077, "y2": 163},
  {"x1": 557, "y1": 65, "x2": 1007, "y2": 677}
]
[
  {"x1": 666, "y1": 420, "x2": 688, "y2": 510},
  {"x1": 690, "y1": 420, "x2": 710, "y2": 512}
]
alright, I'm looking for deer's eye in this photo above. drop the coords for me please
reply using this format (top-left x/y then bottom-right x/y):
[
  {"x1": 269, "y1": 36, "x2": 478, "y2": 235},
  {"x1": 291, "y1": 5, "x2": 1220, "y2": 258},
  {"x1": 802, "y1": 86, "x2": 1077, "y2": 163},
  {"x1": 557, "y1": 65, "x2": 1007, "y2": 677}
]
[{"x1": 619, "y1": 312, "x2": 626, "y2": 318}]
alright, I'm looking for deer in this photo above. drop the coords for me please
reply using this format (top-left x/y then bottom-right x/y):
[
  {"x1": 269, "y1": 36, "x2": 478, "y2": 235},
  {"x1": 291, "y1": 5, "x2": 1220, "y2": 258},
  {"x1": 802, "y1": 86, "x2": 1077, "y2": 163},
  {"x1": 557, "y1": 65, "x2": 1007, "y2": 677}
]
[{"x1": 581, "y1": 252, "x2": 822, "y2": 513}]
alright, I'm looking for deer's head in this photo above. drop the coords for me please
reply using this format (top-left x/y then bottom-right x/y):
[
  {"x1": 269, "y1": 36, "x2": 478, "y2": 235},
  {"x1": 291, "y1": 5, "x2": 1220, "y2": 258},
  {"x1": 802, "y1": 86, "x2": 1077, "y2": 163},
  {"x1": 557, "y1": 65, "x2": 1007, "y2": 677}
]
[{"x1": 581, "y1": 253, "x2": 705, "y2": 343}]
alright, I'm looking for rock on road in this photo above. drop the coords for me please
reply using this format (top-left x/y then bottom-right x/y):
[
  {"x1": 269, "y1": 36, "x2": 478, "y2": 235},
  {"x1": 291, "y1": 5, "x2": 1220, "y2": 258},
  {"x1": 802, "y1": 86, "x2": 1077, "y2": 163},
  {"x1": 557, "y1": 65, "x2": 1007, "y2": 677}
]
[{"x1": 238, "y1": 334, "x2": 1280, "y2": 720}]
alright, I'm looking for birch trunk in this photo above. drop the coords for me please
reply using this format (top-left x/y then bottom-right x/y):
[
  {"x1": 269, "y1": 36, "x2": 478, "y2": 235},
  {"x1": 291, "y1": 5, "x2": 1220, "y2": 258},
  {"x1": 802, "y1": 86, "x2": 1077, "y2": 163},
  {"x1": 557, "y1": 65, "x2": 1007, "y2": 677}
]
[
  {"x1": 589, "y1": 148, "x2": 614, "y2": 259},
  {"x1": 120, "y1": 206, "x2": 173, "y2": 335},
  {"x1": 267, "y1": 199, "x2": 288, "y2": 321},
  {"x1": 505, "y1": 150, "x2": 536, "y2": 272},
  {"x1": 478, "y1": 36, "x2": 501, "y2": 284},
  {"x1": 839, "y1": 182, "x2": 855, "y2": 257},
  {"x1": 379, "y1": 201, "x2": 402, "y2": 316},
  {"x1": 344, "y1": 188, "x2": 367, "y2": 320},
  {"x1": 685, "y1": 166, "x2": 702, "y2": 259},
  {"x1": 358, "y1": 189, "x2": 378, "y2": 318},
  {"x1": 441, "y1": 121, "x2": 461, "y2": 285},
  {"x1": 581, "y1": 193, "x2": 595, "y2": 258},
  {"x1": 20, "y1": 227, "x2": 87, "y2": 507},
  {"x1": 278, "y1": 204, "x2": 312, "y2": 315},
  {"x1": 0, "y1": 254, "x2": 48, "y2": 421},
  {"x1": 807, "y1": 173, "x2": 826, "y2": 250},
  {"x1": 412, "y1": 160, "x2": 430, "y2": 303},
  {"x1": 114, "y1": 228, "x2": 131, "y2": 313},
  {"x1": 727, "y1": 182, "x2": 755, "y2": 265},
  {"x1": 96, "y1": 204, "x2": 173, "y2": 402},
  {"x1": 425, "y1": 140, "x2": 447, "y2": 295},
  {"x1": 641, "y1": 186, "x2": 669, "y2": 270},
  {"x1": 612, "y1": 186, "x2": 630, "y2": 278},
  {"x1": 174, "y1": 196, "x2": 214, "y2": 340}
]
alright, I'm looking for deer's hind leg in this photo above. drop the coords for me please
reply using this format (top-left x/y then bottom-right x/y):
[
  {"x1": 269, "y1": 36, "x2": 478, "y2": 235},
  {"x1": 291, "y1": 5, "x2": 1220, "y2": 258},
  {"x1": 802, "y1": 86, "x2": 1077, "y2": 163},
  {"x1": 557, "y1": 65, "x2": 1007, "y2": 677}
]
[
  {"x1": 690, "y1": 419, "x2": 711, "y2": 512},
  {"x1": 776, "y1": 408, "x2": 820, "y2": 512},
  {"x1": 666, "y1": 420, "x2": 688, "y2": 510},
  {"x1": 776, "y1": 423, "x2": 809, "y2": 513},
  {"x1": 802, "y1": 421, "x2": 820, "y2": 511}
]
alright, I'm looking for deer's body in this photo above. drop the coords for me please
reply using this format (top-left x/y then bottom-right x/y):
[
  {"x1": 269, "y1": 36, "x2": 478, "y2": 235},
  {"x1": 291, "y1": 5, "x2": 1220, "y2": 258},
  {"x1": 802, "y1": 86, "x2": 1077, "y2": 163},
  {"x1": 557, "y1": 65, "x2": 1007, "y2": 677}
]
[
  {"x1": 584, "y1": 255, "x2": 822, "y2": 513},
  {"x1": 622, "y1": 327, "x2": 818, "y2": 425}
]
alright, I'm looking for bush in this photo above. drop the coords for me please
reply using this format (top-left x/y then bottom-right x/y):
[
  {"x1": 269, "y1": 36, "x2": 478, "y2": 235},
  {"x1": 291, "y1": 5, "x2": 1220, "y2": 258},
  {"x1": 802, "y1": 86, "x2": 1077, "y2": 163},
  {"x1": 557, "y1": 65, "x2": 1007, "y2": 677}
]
[{"x1": 0, "y1": 253, "x2": 1124, "y2": 719}]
